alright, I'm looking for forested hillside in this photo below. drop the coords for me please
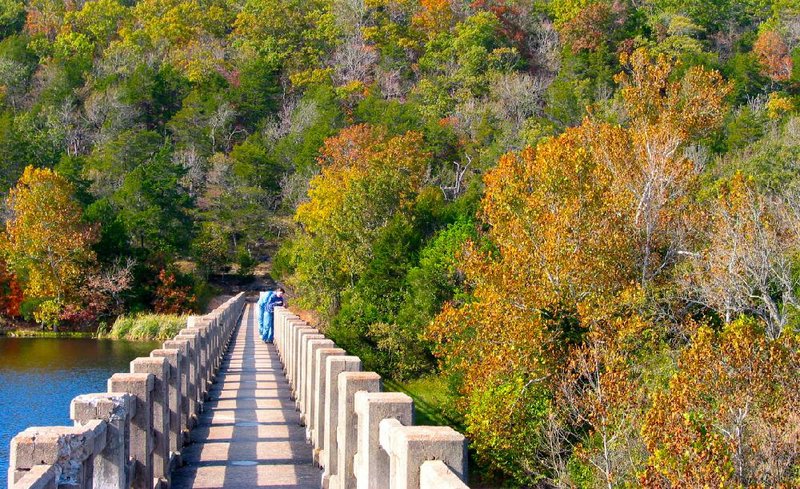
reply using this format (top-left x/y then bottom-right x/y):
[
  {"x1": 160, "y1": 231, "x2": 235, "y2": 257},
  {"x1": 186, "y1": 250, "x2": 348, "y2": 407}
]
[{"x1": 1, "y1": 0, "x2": 799, "y2": 485}]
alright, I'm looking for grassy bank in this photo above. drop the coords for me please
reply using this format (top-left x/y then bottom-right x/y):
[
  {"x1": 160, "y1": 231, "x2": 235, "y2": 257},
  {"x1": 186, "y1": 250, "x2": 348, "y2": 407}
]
[
  {"x1": 0, "y1": 330, "x2": 96, "y2": 338},
  {"x1": 383, "y1": 375, "x2": 461, "y2": 428},
  {"x1": 103, "y1": 314, "x2": 187, "y2": 341}
]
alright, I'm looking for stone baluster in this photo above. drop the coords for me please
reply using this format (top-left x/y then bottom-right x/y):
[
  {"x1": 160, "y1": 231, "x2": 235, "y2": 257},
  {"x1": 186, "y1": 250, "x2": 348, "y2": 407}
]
[
  {"x1": 297, "y1": 332, "x2": 324, "y2": 414},
  {"x1": 130, "y1": 357, "x2": 170, "y2": 486},
  {"x1": 292, "y1": 327, "x2": 318, "y2": 399},
  {"x1": 172, "y1": 332, "x2": 198, "y2": 427},
  {"x1": 70, "y1": 393, "x2": 135, "y2": 488},
  {"x1": 151, "y1": 347, "x2": 182, "y2": 466},
  {"x1": 304, "y1": 338, "x2": 335, "y2": 435},
  {"x1": 322, "y1": 356, "x2": 361, "y2": 488},
  {"x1": 336, "y1": 372, "x2": 381, "y2": 489},
  {"x1": 162, "y1": 338, "x2": 191, "y2": 438},
  {"x1": 313, "y1": 347, "x2": 346, "y2": 463},
  {"x1": 285, "y1": 319, "x2": 304, "y2": 384},
  {"x1": 108, "y1": 372, "x2": 153, "y2": 489}
]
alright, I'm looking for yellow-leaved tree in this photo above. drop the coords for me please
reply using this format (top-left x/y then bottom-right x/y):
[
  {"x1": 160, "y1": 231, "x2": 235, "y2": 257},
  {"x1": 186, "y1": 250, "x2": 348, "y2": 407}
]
[{"x1": 2, "y1": 166, "x2": 97, "y2": 328}]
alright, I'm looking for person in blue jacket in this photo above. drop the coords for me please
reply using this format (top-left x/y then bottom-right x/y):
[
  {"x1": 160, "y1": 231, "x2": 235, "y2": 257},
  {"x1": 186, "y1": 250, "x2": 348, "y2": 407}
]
[{"x1": 258, "y1": 287, "x2": 286, "y2": 343}]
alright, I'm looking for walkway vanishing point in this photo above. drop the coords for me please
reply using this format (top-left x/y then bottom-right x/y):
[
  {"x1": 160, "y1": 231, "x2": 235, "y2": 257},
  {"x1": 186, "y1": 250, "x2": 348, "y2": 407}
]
[{"x1": 8, "y1": 294, "x2": 470, "y2": 489}]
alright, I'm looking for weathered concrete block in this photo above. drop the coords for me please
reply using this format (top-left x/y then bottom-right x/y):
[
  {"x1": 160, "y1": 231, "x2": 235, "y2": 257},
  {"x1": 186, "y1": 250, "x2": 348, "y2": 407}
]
[
  {"x1": 108, "y1": 372, "x2": 153, "y2": 489},
  {"x1": 322, "y1": 356, "x2": 361, "y2": 489},
  {"x1": 10, "y1": 464, "x2": 57, "y2": 489},
  {"x1": 70, "y1": 393, "x2": 134, "y2": 488},
  {"x1": 9, "y1": 422, "x2": 103, "y2": 487},
  {"x1": 336, "y1": 372, "x2": 381, "y2": 489},
  {"x1": 354, "y1": 392, "x2": 414, "y2": 489},
  {"x1": 151, "y1": 348, "x2": 182, "y2": 455},
  {"x1": 420, "y1": 460, "x2": 470, "y2": 489},
  {"x1": 313, "y1": 347, "x2": 346, "y2": 458},
  {"x1": 382, "y1": 423, "x2": 467, "y2": 489},
  {"x1": 304, "y1": 338, "x2": 335, "y2": 431}
]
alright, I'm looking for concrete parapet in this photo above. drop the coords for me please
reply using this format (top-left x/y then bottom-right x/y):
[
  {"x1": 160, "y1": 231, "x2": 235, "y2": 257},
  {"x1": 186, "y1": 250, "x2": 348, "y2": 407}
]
[
  {"x1": 9, "y1": 292, "x2": 246, "y2": 489},
  {"x1": 380, "y1": 421, "x2": 467, "y2": 489}
]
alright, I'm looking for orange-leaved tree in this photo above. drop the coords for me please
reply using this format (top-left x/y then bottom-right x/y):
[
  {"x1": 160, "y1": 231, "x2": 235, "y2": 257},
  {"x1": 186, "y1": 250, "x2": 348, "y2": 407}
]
[
  {"x1": 427, "y1": 49, "x2": 731, "y2": 485},
  {"x1": 642, "y1": 318, "x2": 800, "y2": 487}
]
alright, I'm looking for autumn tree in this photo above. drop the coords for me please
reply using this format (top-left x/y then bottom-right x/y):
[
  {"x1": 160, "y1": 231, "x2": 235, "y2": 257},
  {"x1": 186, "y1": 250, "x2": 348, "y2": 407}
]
[
  {"x1": 293, "y1": 124, "x2": 431, "y2": 312},
  {"x1": 2, "y1": 166, "x2": 97, "y2": 326},
  {"x1": 642, "y1": 318, "x2": 800, "y2": 487},
  {"x1": 427, "y1": 50, "x2": 731, "y2": 485},
  {"x1": 753, "y1": 30, "x2": 794, "y2": 82}
]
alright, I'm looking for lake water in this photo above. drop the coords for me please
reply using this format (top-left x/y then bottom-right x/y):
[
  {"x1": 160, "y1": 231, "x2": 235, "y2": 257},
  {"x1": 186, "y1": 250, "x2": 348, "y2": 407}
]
[{"x1": 0, "y1": 337, "x2": 159, "y2": 487}]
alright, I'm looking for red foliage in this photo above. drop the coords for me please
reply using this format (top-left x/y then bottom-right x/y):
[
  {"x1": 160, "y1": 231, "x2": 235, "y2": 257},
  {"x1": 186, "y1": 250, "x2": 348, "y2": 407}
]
[
  {"x1": 754, "y1": 30, "x2": 793, "y2": 82},
  {"x1": 0, "y1": 259, "x2": 23, "y2": 317},
  {"x1": 153, "y1": 269, "x2": 196, "y2": 314}
]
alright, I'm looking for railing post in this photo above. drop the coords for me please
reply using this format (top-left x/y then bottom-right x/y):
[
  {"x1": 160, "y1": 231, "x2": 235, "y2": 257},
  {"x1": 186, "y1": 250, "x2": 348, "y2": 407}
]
[
  {"x1": 151, "y1": 347, "x2": 183, "y2": 466},
  {"x1": 285, "y1": 320, "x2": 304, "y2": 384},
  {"x1": 354, "y1": 392, "x2": 414, "y2": 489},
  {"x1": 71, "y1": 393, "x2": 135, "y2": 488},
  {"x1": 336, "y1": 372, "x2": 381, "y2": 489},
  {"x1": 322, "y1": 356, "x2": 361, "y2": 488},
  {"x1": 304, "y1": 338, "x2": 334, "y2": 433},
  {"x1": 131, "y1": 357, "x2": 170, "y2": 485},
  {"x1": 175, "y1": 328, "x2": 202, "y2": 419},
  {"x1": 108, "y1": 372, "x2": 153, "y2": 489},
  {"x1": 163, "y1": 338, "x2": 191, "y2": 438},
  {"x1": 313, "y1": 347, "x2": 346, "y2": 463},
  {"x1": 292, "y1": 327, "x2": 318, "y2": 400},
  {"x1": 297, "y1": 332, "x2": 324, "y2": 415}
]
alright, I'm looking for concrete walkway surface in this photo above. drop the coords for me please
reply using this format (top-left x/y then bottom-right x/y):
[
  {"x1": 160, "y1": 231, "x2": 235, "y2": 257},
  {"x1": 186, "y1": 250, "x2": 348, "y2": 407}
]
[{"x1": 172, "y1": 303, "x2": 319, "y2": 488}]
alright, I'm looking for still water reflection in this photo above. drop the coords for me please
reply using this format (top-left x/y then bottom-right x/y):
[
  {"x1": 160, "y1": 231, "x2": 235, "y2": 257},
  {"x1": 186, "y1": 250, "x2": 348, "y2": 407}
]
[{"x1": 0, "y1": 337, "x2": 159, "y2": 487}]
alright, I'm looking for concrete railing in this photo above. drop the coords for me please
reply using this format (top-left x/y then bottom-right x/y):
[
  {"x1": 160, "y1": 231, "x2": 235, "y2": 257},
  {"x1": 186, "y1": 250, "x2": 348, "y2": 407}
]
[
  {"x1": 274, "y1": 307, "x2": 470, "y2": 489},
  {"x1": 8, "y1": 293, "x2": 247, "y2": 489}
]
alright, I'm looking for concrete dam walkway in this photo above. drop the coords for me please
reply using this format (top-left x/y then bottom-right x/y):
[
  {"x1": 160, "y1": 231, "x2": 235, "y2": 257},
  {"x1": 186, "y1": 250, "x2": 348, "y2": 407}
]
[
  {"x1": 172, "y1": 303, "x2": 319, "y2": 488},
  {"x1": 8, "y1": 293, "x2": 469, "y2": 489}
]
